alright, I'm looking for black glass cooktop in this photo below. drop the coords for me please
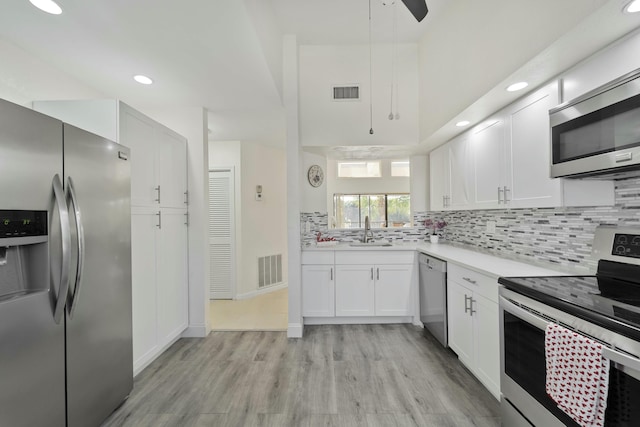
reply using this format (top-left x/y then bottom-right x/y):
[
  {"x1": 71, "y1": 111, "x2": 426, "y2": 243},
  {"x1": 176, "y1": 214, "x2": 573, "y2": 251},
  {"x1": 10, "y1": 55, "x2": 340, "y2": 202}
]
[{"x1": 499, "y1": 260, "x2": 640, "y2": 341}]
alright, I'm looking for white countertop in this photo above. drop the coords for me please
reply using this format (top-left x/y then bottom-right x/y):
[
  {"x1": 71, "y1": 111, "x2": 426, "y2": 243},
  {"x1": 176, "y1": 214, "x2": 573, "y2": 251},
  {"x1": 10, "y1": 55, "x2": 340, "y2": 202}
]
[
  {"x1": 415, "y1": 243, "x2": 571, "y2": 279},
  {"x1": 303, "y1": 241, "x2": 578, "y2": 279}
]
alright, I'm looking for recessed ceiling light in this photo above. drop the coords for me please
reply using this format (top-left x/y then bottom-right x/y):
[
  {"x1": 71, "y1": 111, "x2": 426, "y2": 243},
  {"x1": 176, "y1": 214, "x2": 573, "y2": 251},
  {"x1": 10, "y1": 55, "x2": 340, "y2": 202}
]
[
  {"x1": 624, "y1": 0, "x2": 640, "y2": 13},
  {"x1": 507, "y1": 82, "x2": 528, "y2": 92},
  {"x1": 456, "y1": 120, "x2": 470, "y2": 127},
  {"x1": 133, "y1": 75, "x2": 153, "y2": 85},
  {"x1": 29, "y1": 0, "x2": 62, "y2": 15}
]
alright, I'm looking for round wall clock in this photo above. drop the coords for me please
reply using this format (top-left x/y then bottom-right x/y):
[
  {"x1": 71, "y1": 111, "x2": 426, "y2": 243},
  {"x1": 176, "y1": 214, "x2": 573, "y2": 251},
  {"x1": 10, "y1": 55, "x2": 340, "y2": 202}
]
[{"x1": 307, "y1": 165, "x2": 324, "y2": 187}]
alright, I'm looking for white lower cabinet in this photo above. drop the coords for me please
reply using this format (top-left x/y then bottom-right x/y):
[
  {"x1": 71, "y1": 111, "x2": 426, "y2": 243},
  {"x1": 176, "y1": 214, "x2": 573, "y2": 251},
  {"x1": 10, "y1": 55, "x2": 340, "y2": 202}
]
[
  {"x1": 301, "y1": 265, "x2": 335, "y2": 317},
  {"x1": 374, "y1": 264, "x2": 413, "y2": 316},
  {"x1": 447, "y1": 281, "x2": 474, "y2": 367},
  {"x1": 335, "y1": 265, "x2": 375, "y2": 316},
  {"x1": 131, "y1": 207, "x2": 188, "y2": 375},
  {"x1": 302, "y1": 250, "x2": 415, "y2": 322},
  {"x1": 447, "y1": 264, "x2": 500, "y2": 400}
]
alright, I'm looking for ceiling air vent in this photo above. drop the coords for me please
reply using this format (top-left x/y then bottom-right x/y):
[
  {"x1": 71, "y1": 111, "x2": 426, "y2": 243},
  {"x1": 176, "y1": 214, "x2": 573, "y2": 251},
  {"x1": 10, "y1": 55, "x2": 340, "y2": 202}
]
[{"x1": 332, "y1": 85, "x2": 360, "y2": 101}]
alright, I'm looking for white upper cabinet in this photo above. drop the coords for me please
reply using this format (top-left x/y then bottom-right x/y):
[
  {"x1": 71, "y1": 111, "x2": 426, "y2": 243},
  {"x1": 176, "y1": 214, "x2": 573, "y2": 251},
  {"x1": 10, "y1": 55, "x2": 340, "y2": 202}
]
[
  {"x1": 504, "y1": 82, "x2": 562, "y2": 208},
  {"x1": 429, "y1": 144, "x2": 449, "y2": 211},
  {"x1": 472, "y1": 118, "x2": 505, "y2": 209},
  {"x1": 430, "y1": 135, "x2": 471, "y2": 211},
  {"x1": 448, "y1": 135, "x2": 472, "y2": 210},
  {"x1": 120, "y1": 107, "x2": 158, "y2": 207},
  {"x1": 157, "y1": 127, "x2": 188, "y2": 209},
  {"x1": 429, "y1": 80, "x2": 613, "y2": 211}
]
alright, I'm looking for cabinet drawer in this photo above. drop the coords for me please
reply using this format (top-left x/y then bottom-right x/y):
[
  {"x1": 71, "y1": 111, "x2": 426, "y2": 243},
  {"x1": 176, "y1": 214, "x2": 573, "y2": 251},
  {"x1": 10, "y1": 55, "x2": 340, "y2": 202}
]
[
  {"x1": 448, "y1": 264, "x2": 498, "y2": 303},
  {"x1": 301, "y1": 250, "x2": 335, "y2": 265},
  {"x1": 335, "y1": 250, "x2": 414, "y2": 265}
]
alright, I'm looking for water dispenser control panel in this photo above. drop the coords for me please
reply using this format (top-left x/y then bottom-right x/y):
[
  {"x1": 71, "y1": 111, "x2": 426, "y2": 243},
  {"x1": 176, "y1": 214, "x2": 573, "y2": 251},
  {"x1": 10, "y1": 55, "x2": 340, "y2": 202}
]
[{"x1": 0, "y1": 210, "x2": 47, "y2": 238}]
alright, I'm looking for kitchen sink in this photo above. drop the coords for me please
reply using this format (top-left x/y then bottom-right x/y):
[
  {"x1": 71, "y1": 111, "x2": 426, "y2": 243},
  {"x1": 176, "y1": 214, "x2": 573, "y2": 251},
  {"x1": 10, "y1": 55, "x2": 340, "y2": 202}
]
[{"x1": 349, "y1": 241, "x2": 393, "y2": 247}]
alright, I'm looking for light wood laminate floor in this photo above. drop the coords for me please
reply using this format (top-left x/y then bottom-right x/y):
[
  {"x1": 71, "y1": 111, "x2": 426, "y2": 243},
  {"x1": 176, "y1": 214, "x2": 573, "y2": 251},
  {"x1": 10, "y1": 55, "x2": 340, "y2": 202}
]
[
  {"x1": 103, "y1": 324, "x2": 500, "y2": 427},
  {"x1": 210, "y1": 288, "x2": 288, "y2": 331}
]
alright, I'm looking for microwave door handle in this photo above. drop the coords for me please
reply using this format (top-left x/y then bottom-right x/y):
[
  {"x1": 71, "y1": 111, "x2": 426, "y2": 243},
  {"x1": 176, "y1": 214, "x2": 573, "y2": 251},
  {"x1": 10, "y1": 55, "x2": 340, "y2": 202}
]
[
  {"x1": 499, "y1": 296, "x2": 550, "y2": 330},
  {"x1": 602, "y1": 348, "x2": 640, "y2": 382}
]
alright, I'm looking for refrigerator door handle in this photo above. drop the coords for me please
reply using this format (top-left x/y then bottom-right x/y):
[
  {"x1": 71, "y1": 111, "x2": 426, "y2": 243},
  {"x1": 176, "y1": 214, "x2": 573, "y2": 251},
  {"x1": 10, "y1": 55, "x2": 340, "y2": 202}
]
[
  {"x1": 52, "y1": 174, "x2": 71, "y2": 324},
  {"x1": 66, "y1": 177, "x2": 85, "y2": 319}
]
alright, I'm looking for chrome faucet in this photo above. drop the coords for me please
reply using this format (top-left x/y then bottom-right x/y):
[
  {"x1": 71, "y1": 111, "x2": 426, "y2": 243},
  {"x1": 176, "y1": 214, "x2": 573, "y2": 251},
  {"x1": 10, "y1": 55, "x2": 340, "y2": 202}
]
[{"x1": 362, "y1": 215, "x2": 374, "y2": 243}]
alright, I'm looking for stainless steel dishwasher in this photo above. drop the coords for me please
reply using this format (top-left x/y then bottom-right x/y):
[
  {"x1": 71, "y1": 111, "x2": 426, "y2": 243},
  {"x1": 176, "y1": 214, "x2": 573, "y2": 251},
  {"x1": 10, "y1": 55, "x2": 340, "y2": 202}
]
[{"x1": 418, "y1": 253, "x2": 447, "y2": 347}]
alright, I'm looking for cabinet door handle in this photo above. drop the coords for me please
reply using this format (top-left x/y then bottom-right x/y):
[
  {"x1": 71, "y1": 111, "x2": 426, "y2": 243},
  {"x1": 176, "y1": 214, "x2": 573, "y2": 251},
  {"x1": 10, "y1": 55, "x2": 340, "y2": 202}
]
[
  {"x1": 155, "y1": 185, "x2": 161, "y2": 203},
  {"x1": 184, "y1": 212, "x2": 189, "y2": 226},
  {"x1": 464, "y1": 294, "x2": 470, "y2": 313},
  {"x1": 497, "y1": 186, "x2": 503, "y2": 204},
  {"x1": 156, "y1": 211, "x2": 162, "y2": 229},
  {"x1": 503, "y1": 186, "x2": 510, "y2": 203},
  {"x1": 463, "y1": 277, "x2": 477, "y2": 285},
  {"x1": 376, "y1": 268, "x2": 379, "y2": 280},
  {"x1": 371, "y1": 268, "x2": 374, "y2": 280},
  {"x1": 184, "y1": 191, "x2": 189, "y2": 205},
  {"x1": 330, "y1": 268, "x2": 333, "y2": 281},
  {"x1": 470, "y1": 298, "x2": 477, "y2": 316},
  {"x1": 442, "y1": 195, "x2": 446, "y2": 207}
]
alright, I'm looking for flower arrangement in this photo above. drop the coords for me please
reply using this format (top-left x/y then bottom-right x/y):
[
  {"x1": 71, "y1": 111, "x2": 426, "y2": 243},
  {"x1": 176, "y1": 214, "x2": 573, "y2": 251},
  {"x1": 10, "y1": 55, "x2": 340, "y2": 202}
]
[{"x1": 424, "y1": 219, "x2": 447, "y2": 236}]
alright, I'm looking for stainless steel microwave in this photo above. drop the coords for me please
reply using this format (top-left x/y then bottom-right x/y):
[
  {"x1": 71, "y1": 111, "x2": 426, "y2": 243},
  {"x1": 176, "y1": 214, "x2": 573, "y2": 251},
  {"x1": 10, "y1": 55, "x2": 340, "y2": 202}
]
[{"x1": 550, "y1": 68, "x2": 640, "y2": 178}]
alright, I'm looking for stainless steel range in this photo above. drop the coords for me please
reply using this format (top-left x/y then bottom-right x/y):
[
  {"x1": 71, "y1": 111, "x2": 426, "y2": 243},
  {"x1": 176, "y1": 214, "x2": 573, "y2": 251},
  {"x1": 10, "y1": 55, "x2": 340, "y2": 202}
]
[{"x1": 498, "y1": 226, "x2": 640, "y2": 427}]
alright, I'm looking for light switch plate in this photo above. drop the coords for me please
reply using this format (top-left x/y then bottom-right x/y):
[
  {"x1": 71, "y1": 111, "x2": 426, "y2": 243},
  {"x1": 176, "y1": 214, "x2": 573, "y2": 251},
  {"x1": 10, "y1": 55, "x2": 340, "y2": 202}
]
[{"x1": 486, "y1": 220, "x2": 496, "y2": 234}]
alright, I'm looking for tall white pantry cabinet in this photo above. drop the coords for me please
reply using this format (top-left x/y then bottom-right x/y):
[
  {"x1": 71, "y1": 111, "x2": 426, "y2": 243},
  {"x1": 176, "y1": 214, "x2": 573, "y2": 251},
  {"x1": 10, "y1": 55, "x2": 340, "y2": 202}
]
[{"x1": 33, "y1": 100, "x2": 189, "y2": 375}]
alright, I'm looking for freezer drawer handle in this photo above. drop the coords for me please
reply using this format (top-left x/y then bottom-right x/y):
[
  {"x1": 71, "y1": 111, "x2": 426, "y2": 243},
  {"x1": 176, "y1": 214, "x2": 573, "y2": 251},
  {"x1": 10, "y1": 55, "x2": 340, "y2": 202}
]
[
  {"x1": 66, "y1": 177, "x2": 85, "y2": 319},
  {"x1": 52, "y1": 175, "x2": 71, "y2": 324}
]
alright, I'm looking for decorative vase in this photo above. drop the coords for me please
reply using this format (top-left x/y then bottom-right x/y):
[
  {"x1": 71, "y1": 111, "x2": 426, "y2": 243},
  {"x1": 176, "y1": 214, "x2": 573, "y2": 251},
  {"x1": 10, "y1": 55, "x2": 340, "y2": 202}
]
[{"x1": 430, "y1": 235, "x2": 439, "y2": 244}]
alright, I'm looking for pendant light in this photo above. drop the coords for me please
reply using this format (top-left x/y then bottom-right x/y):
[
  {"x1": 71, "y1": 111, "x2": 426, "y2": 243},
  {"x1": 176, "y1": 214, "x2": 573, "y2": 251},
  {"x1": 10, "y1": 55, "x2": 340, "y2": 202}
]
[
  {"x1": 386, "y1": 1, "x2": 400, "y2": 121},
  {"x1": 369, "y1": 0, "x2": 374, "y2": 135}
]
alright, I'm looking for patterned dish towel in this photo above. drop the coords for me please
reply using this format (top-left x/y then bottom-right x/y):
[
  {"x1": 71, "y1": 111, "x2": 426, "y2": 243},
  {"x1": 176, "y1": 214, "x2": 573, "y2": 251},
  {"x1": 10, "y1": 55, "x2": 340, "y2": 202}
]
[{"x1": 545, "y1": 323, "x2": 610, "y2": 427}]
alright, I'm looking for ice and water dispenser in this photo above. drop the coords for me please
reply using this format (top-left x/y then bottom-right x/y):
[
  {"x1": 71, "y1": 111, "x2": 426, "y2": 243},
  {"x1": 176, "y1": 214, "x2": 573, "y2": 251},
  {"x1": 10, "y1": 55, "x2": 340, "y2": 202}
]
[{"x1": 0, "y1": 210, "x2": 48, "y2": 302}]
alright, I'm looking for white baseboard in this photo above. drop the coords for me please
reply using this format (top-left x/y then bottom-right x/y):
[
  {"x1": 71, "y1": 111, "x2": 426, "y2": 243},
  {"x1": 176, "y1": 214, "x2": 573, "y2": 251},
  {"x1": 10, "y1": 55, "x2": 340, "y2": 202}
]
[
  {"x1": 133, "y1": 334, "x2": 182, "y2": 377},
  {"x1": 181, "y1": 324, "x2": 208, "y2": 338},
  {"x1": 287, "y1": 322, "x2": 303, "y2": 338},
  {"x1": 235, "y1": 282, "x2": 288, "y2": 300},
  {"x1": 304, "y1": 316, "x2": 413, "y2": 325}
]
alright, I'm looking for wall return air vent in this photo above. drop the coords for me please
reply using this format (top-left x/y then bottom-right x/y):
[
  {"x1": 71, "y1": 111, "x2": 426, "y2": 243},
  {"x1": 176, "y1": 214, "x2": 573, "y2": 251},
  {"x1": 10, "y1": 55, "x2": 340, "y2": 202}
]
[{"x1": 332, "y1": 85, "x2": 360, "y2": 101}]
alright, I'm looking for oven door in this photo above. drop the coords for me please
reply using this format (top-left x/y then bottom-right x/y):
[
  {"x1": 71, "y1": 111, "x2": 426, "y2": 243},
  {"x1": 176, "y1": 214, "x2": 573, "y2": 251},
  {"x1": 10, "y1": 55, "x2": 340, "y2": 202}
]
[{"x1": 499, "y1": 291, "x2": 640, "y2": 427}]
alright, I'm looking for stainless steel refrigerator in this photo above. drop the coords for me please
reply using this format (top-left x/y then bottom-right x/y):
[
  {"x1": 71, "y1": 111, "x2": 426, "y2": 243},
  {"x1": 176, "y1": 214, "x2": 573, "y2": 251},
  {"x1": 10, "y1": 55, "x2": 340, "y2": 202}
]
[{"x1": 0, "y1": 98, "x2": 132, "y2": 426}]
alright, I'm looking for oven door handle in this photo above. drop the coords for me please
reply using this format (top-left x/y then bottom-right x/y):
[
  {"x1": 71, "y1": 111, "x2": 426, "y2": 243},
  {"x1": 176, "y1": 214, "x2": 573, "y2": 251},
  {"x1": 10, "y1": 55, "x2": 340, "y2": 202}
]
[
  {"x1": 500, "y1": 296, "x2": 550, "y2": 331},
  {"x1": 602, "y1": 348, "x2": 640, "y2": 381}
]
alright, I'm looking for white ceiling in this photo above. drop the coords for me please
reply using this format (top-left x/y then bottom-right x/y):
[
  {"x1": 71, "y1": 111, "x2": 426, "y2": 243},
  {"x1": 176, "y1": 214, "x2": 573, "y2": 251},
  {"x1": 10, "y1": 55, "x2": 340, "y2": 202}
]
[
  {"x1": 0, "y1": 0, "x2": 639, "y2": 151},
  {"x1": 269, "y1": 0, "x2": 446, "y2": 45}
]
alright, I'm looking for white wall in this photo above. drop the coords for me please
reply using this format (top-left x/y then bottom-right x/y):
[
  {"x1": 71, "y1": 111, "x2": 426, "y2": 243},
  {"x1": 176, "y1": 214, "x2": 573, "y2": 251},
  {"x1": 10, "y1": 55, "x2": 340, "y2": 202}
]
[
  {"x1": 284, "y1": 34, "x2": 303, "y2": 338},
  {"x1": 0, "y1": 39, "x2": 105, "y2": 106},
  {"x1": 417, "y1": 0, "x2": 607, "y2": 142},
  {"x1": 208, "y1": 140, "x2": 288, "y2": 298},
  {"x1": 299, "y1": 43, "x2": 419, "y2": 147},
  {"x1": 410, "y1": 155, "x2": 429, "y2": 213},
  {"x1": 301, "y1": 151, "x2": 328, "y2": 212}
]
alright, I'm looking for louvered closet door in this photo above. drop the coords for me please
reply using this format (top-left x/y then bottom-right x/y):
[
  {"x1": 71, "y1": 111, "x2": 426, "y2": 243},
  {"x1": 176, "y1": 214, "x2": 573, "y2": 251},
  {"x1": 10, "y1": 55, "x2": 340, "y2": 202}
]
[{"x1": 209, "y1": 170, "x2": 235, "y2": 299}]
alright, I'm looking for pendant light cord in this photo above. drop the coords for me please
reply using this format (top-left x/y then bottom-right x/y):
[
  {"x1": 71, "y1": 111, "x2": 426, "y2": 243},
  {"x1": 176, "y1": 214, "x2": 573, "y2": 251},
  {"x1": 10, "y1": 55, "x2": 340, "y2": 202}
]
[{"x1": 369, "y1": 0, "x2": 374, "y2": 135}]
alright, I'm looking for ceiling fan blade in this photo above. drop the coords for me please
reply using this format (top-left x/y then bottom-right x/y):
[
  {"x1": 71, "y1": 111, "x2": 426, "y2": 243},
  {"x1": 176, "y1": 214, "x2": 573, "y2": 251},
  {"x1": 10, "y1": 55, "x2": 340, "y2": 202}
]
[{"x1": 401, "y1": 0, "x2": 428, "y2": 22}]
